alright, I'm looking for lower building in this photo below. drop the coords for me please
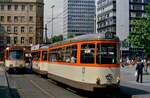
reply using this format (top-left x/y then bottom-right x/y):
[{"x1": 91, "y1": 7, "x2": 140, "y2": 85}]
[{"x1": 0, "y1": 0, "x2": 44, "y2": 50}]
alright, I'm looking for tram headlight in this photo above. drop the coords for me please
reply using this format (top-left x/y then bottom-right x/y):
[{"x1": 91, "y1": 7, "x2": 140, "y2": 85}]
[
  {"x1": 116, "y1": 76, "x2": 120, "y2": 84},
  {"x1": 96, "y1": 77, "x2": 101, "y2": 85},
  {"x1": 6, "y1": 47, "x2": 9, "y2": 50}
]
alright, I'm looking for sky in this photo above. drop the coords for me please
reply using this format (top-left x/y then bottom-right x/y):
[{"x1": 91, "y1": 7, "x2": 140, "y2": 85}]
[
  {"x1": 44, "y1": 0, "x2": 64, "y2": 38},
  {"x1": 44, "y1": 0, "x2": 97, "y2": 38}
]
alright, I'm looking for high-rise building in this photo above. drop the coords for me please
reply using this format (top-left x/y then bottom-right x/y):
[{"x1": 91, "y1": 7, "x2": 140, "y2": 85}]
[
  {"x1": 97, "y1": 0, "x2": 149, "y2": 41},
  {"x1": 0, "y1": 0, "x2": 44, "y2": 49},
  {"x1": 63, "y1": 0, "x2": 96, "y2": 39}
]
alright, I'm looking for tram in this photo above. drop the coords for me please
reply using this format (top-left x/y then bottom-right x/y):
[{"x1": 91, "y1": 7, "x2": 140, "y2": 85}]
[
  {"x1": 32, "y1": 33, "x2": 120, "y2": 91},
  {"x1": 31, "y1": 44, "x2": 48, "y2": 75},
  {"x1": 4, "y1": 46, "x2": 26, "y2": 71}
]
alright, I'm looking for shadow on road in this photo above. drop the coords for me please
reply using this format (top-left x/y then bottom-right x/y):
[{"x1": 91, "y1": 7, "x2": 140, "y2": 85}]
[
  {"x1": 0, "y1": 86, "x2": 20, "y2": 98},
  {"x1": 74, "y1": 87, "x2": 130, "y2": 98},
  {"x1": 9, "y1": 87, "x2": 21, "y2": 98},
  {"x1": 121, "y1": 85, "x2": 150, "y2": 97},
  {"x1": 7, "y1": 68, "x2": 33, "y2": 75}
]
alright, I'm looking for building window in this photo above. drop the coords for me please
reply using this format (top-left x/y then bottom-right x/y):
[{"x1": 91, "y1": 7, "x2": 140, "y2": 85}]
[
  {"x1": 21, "y1": 37, "x2": 24, "y2": 44},
  {"x1": 7, "y1": 37, "x2": 10, "y2": 44},
  {"x1": 8, "y1": 5, "x2": 11, "y2": 11},
  {"x1": 14, "y1": 5, "x2": 18, "y2": 11},
  {"x1": 14, "y1": 26, "x2": 18, "y2": 33},
  {"x1": 21, "y1": 5, "x2": 25, "y2": 11},
  {"x1": 14, "y1": 37, "x2": 17, "y2": 44},
  {"x1": 7, "y1": 16, "x2": 11, "y2": 22},
  {"x1": 29, "y1": 16, "x2": 33, "y2": 22},
  {"x1": 0, "y1": 26, "x2": 5, "y2": 32},
  {"x1": 1, "y1": 5, "x2": 4, "y2": 11},
  {"x1": 0, "y1": 16, "x2": 4, "y2": 22},
  {"x1": 20, "y1": 16, "x2": 25, "y2": 23},
  {"x1": 21, "y1": 26, "x2": 25, "y2": 33},
  {"x1": 29, "y1": 26, "x2": 33, "y2": 32},
  {"x1": 29, "y1": 5, "x2": 33, "y2": 11},
  {"x1": 14, "y1": 16, "x2": 18, "y2": 22},
  {"x1": 29, "y1": 37, "x2": 32, "y2": 44},
  {"x1": 7, "y1": 26, "x2": 11, "y2": 33}
]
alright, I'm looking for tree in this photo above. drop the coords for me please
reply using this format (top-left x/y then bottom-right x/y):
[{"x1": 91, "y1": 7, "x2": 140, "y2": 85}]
[
  {"x1": 67, "y1": 33, "x2": 74, "y2": 38},
  {"x1": 52, "y1": 35, "x2": 63, "y2": 43},
  {"x1": 128, "y1": 4, "x2": 150, "y2": 54}
]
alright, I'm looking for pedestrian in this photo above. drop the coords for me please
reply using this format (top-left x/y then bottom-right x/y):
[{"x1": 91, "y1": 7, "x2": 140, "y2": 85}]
[{"x1": 136, "y1": 58, "x2": 144, "y2": 83}]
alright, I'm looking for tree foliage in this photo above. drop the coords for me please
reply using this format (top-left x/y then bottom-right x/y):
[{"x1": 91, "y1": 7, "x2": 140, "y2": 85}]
[
  {"x1": 52, "y1": 35, "x2": 63, "y2": 43},
  {"x1": 128, "y1": 4, "x2": 150, "y2": 54},
  {"x1": 67, "y1": 33, "x2": 74, "y2": 38}
]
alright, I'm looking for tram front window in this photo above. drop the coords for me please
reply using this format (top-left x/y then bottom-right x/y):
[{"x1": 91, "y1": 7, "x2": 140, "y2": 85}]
[
  {"x1": 97, "y1": 44, "x2": 117, "y2": 64},
  {"x1": 9, "y1": 50, "x2": 24, "y2": 60}
]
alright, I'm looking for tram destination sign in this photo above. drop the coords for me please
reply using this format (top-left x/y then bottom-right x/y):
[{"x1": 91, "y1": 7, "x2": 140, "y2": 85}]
[
  {"x1": 0, "y1": 0, "x2": 12, "y2": 2},
  {"x1": 105, "y1": 32, "x2": 114, "y2": 39}
]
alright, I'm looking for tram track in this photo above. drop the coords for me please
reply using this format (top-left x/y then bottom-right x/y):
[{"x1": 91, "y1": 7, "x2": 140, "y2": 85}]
[
  {"x1": 30, "y1": 80, "x2": 55, "y2": 98},
  {"x1": 6, "y1": 72, "x2": 130, "y2": 98}
]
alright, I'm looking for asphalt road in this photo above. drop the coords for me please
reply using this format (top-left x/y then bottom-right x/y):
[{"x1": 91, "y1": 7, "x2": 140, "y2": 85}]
[{"x1": 6, "y1": 72, "x2": 129, "y2": 98}]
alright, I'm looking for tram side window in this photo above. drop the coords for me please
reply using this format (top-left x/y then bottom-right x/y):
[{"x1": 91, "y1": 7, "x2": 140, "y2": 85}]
[
  {"x1": 49, "y1": 49, "x2": 57, "y2": 62},
  {"x1": 96, "y1": 44, "x2": 117, "y2": 64},
  {"x1": 80, "y1": 44, "x2": 95, "y2": 64},
  {"x1": 42, "y1": 51, "x2": 47, "y2": 61},
  {"x1": 65, "y1": 45, "x2": 77, "y2": 63},
  {"x1": 32, "y1": 52, "x2": 40, "y2": 61},
  {"x1": 49, "y1": 48, "x2": 65, "y2": 62}
]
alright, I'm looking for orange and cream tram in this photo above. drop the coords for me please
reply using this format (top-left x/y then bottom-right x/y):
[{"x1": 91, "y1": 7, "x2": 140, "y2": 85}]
[
  {"x1": 32, "y1": 34, "x2": 120, "y2": 91},
  {"x1": 31, "y1": 44, "x2": 48, "y2": 75},
  {"x1": 4, "y1": 46, "x2": 26, "y2": 71},
  {"x1": 46, "y1": 34, "x2": 120, "y2": 91}
]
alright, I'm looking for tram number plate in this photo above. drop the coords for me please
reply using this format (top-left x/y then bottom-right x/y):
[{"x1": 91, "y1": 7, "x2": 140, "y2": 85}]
[{"x1": 82, "y1": 67, "x2": 85, "y2": 74}]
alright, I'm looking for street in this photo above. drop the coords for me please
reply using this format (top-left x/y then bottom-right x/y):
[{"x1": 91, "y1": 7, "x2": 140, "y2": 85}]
[
  {"x1": 6, "y1": 73, "x2": 128, "y2": 98},
  {"x1": 0, "y1": 65, "x2": 150, "y2": 98}
]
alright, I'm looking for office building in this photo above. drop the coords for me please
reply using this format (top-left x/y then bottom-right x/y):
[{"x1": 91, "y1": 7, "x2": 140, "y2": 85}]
[
  {"x1": 63, "y1": 0, "x2": 96, "y2": 39},
  {"x1": 97, "y1": 0, "x2": 149, "y2": 40}
]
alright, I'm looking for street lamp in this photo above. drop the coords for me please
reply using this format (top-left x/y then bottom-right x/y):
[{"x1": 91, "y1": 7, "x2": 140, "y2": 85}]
[{"x1": 51, "y1": 5, "x2": 55, "y2": 43}]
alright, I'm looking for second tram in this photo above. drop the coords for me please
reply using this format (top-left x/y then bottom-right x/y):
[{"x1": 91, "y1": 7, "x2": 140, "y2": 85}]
[
  {"x1": 31, "y1": 44, "x2": 48, "y2": 75},
  {"x1": 5, "y1": 46, "x2": 26, "y2": 71}
]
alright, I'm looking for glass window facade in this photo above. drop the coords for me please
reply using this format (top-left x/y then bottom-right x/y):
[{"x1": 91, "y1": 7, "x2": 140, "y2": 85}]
[{"x1": 63, "y1": 0, "x2": 96, "y2": 38}]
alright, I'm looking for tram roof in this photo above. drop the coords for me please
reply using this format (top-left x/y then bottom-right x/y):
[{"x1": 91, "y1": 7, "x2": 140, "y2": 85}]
[
  {"x1": 49, "y1": 33, "x2": 119, "y2": 48},
  {"x1": 31, "y1": 44, "x2": 49, "y2": 51},
  {"x1": 40, "y1": 45, "x2": 49, "y2": 50}
]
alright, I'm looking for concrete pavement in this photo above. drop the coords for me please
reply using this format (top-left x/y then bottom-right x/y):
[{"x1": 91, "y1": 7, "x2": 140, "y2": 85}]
[
  {"x1": 120, "y1": 65, "x2": 150, "y2": 98},
  {"x1": 0, "y1": 66, "x2": 11, "y2": 98}
]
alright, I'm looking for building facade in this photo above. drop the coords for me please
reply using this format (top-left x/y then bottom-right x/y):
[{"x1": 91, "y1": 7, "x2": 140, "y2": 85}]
[
  {"x1": 63, "y1": 0, "x2": 96, "y2": 39},
  {"x1": 97, "y1": 0, "x2": 150, "y2": 41},
  {"x1": 0, "y1": 0, "x2": 44, "y2": 49}
]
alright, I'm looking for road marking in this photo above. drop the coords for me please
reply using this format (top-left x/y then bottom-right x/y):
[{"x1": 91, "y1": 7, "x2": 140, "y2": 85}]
[{"x1": 30, "y1": 80, "x2": 55, "y2": 98}]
